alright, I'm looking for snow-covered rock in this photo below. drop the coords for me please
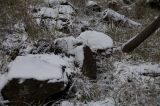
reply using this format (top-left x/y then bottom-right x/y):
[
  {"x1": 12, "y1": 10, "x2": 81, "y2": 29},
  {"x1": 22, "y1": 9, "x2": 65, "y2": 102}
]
[
  {"x1": 57, "y1": 5, "x2": 75, "y2": 15},
  {"x1": 54, "y1": 36, "x2": 81, "y2": 53},
  {"x1": 54, "y1": 31, "x2": 113, "y2": 67},
  {"x1": 54, "y1": 36, "x2": 84, "y2": 66},
  {"x1": 37, "y1": 7, "x2": 59, "y2": 18},
  {"x1": 1, "y1": 54, "x2": 74, "y2": 105},
  {"x1": 103, "y1": 8, "x2": 142, "y2": 27},
  {"x1": 33, "y1": 4, "x2": 75, "y2": 33},
  {"x1": 86, "y1": 0, "x2": 101, "y2": 12},
  {"x1": 44, "y1": 0, "x2": 67, "y2": 7},
  {"x1": 77, "y1": 31, "x2": 113, "y2": 51},
  {"x1": 87, "y1": 1, "x2": 97, "y2": 6},
  {"x1": 7, "y1": 54, "x2": 73, "y2": 81}
]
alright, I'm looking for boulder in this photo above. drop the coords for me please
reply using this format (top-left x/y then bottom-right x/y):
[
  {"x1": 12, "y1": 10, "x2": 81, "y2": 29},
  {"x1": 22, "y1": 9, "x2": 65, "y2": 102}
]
[
  {"x1": 1, "y1": 79, "x2": 65, "y2": 106},
  {"x1": 86, "y1": 1, "x2": 101, "y2": 12},
  {"x1": 82, "y1": 46, "x2": 97, "y2": 79},
  {"x1": 77, "y1": 31, "x2": 113, "y2": 51},
  {"x1": 1, "y1": 54, "x2": 73, "y2": 105}
]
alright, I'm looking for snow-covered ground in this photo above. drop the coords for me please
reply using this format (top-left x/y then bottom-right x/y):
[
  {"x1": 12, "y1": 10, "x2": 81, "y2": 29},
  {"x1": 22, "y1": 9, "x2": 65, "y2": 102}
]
[{"x1": 0, "y1": 0, "x2": 160, "y2": 105}]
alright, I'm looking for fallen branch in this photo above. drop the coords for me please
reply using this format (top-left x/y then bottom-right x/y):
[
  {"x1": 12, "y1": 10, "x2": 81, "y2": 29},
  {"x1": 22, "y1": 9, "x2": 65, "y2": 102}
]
[{"x1": 122, "y1": 15, "x2": 160, "y2": 53}]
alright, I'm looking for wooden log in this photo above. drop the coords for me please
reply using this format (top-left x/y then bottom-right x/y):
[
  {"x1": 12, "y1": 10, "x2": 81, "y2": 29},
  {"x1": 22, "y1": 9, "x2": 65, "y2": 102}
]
[{"x1": 122, "y1": 15, "x2": 160, "y2": 53}]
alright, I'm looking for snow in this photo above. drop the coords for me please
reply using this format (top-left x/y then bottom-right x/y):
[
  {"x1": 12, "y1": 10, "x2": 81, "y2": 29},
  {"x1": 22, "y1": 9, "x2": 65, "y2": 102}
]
[
  {"x1": 0, "y1": 74, "x2": 8, "y2": 91},
  {"x1": 54, "y1": 31, "x2": 113, "y2": 66},
  {"x1": 54, "y1": 36, "x2": 80, "y2": 53},
  {"x1": 38, "y1": 7, "x2": 59, "y2": 18},
  {"x1": 54, "y1": 36, "x2": 84, "y2": 66},
  {"x1": 44, "y1": 0, "x2": 67, "y2": 6},
  {"x1": 70, "y1": 45, "x2": 84, "y2": 67},
  {"x1": 114, "y1": 61, "x2": 160, "y2": 83},
  {"x1": 87, "y1": 1, "x2": 97, "y2": 6},
  {"x1": 37, "y1": 5, "x2": 74, "y2": 18},
  {"x1": 7, "y1": 54, "x2": 73, "y2": 81},
  {"x1": 77, "y1": 31, "x2": 113, "y2": 51},
  {"x1": 57, "y1": 5, "x2": 75, "y2": 15},
  {"x1": 60, "y1": 98, "x2": 115, "y2": 106}
]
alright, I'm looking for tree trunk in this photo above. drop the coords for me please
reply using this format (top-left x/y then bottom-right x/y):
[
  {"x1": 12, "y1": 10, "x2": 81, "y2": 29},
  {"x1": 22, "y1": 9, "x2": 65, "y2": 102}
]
[{"x1": 122, "y1": 15, "x2": 160, "y2": 53}]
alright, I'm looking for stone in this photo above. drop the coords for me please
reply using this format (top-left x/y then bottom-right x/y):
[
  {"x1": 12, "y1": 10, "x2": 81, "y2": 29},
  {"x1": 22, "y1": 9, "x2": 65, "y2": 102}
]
[
  {"x1": 82, "y1": 46, "x2": 97, "y2": 79},
  {"x1": 1, "y1": 79, "x2": 65, "y2": 106}
]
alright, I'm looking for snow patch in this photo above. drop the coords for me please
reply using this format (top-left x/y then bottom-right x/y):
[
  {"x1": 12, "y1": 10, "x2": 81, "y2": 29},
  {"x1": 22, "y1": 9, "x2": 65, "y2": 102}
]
[{"x1": 60, "y1": 98, "x2": 115, "y2": 106}]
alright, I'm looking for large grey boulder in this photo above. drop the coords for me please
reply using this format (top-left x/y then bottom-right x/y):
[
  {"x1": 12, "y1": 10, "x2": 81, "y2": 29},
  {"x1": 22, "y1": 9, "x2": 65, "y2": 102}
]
[{"x1": 1, "y1": 54, "x2": 73, "y2": 105}]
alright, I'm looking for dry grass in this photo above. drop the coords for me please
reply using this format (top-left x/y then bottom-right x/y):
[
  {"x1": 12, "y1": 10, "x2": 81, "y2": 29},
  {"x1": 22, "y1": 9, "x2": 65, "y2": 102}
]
[{"x1": 0, "y1": 0, "x2": 45, "y2": 39}]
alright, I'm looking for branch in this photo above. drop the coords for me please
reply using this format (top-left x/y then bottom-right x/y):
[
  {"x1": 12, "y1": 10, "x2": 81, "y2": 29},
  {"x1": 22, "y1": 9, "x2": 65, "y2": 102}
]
[{"x1": 122, "y1": 15, "x2": 160, "y2": 53}]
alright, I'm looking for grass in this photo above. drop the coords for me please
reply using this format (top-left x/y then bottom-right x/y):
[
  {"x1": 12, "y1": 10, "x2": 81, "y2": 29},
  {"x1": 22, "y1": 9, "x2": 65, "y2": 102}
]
[{"x1": 0, "y1": 0, "x2": 45, "y2": 40}]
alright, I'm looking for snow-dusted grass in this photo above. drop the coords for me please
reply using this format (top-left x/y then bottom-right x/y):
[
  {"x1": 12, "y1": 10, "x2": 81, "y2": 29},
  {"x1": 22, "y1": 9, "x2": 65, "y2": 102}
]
[{"x1": 0, "y1": 0, "x2": 160, "y2": 105}]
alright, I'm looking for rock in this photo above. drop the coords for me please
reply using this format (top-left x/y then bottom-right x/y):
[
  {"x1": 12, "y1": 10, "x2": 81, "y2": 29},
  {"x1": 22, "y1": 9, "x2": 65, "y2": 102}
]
[
  {"x1": 146, "y1": 0, "x2": 160, "y2": 9},
  {"x1": 123, "y1": 0, "x2": 135, "y2": 4},
  {"x1": 1, "y1": 79, "x2": 65, "y2": 106},
  {"x1": 1, "y1": 54, "x2": 74, "y2": 105},
  {"x1": 108, "y1": 0, "x2": 121, "y2": 11},
  {"x1": 82, "y1": 46, "x2": 97, "y2": 79},
  {"x1": 54, "y1": 36, "x2": 80, "y2": 54},
  {"x1": 86, "y1": 1, "x2": 101, "y2": 12},
  {"x1": 44, "y1": 0, "x2": 67, "y2": 7},
  {"x1": 77, "y1": 31, "x2": 113, "y2": 51}
]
